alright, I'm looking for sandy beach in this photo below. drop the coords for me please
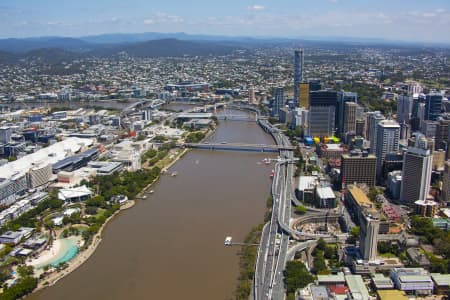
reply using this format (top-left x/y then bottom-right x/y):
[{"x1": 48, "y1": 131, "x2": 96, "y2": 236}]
[{"x1": 28, "y1": 239, "x2": 63, "y2": 270}]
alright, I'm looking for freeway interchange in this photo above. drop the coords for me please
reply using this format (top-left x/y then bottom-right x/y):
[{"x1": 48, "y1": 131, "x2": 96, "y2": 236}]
[{"x1": 254, "y1": 122, "x2": 337, "y2": 300}]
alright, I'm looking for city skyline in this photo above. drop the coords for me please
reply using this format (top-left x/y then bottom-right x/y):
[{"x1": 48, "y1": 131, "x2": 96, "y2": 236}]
[{"x1": 0, "y1": 0, "x2": 449, "y2": 43}]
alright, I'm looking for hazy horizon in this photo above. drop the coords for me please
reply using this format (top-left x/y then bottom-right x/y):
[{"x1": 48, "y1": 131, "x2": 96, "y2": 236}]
[{"x1": 0, "y1": 0, "x2": 449, "y2": 43}]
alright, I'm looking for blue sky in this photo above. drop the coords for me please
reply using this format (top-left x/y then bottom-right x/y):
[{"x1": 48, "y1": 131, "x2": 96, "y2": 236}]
[{"x1": 1, "y1": 0, "x2": 450, "y2": 43}]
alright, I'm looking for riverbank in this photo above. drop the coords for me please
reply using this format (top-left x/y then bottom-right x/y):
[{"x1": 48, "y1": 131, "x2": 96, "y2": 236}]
[
  {"x1": 32, "y1": 200, "x2": 135, "y2": 292},
  {"x1": 30, "y1": 139, "x2": 195, "y2": 293}
]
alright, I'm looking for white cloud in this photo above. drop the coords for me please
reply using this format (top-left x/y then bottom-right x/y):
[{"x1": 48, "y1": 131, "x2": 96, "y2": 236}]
[
  {"x1": 247, "y1": 5, "x2": 265, "y2": 11},
  {"x1": 143, "y1": 12, "x2": 185, "y2": 25},
  {"x1": 423, "y1": 12, "x2": 437, "y2": 17}
]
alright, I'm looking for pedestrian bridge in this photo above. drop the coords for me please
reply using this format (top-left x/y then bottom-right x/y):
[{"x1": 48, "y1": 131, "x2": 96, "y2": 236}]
[{"x1": 182, "y1": 142, "x2": 296, "y2": 153}]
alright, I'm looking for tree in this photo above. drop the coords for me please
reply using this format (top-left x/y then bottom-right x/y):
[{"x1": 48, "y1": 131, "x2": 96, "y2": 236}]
[
  {"x1": 136, "y1": 134, "x2": 146, "y2": 141},
  {"x1": 313, "y1": 251, "x2": 328, "y2": 274},
  {"x1": 295, "y1": 206, "x2": 307, "y2": 215},
  {"x1": 17, "y1": 265, "x2": 34, "y2": 277},
  {"x1": 85, "y1": 206, "x2": 98, "y2": 215},
  {"x1": 316, "y1": 238, "x2": 327, "y2": 251},
  {"x1": 350, "y1": 226, "x2": 360, "y2": 238},
  {"x1": 368, "y1": 187, "x2": 380, "y2": 202},
  {"x1": 1, "y1": 276, "x2": 38, "y2": 300},
  {"x1": 324, "y1": 245, "x2": 337, "y2": 260},
  {"x1": 284, "y1": 261, "x2": 315, "y2": 293}
]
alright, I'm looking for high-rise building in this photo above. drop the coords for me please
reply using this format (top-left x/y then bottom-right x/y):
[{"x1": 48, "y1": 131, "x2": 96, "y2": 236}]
[
  {"x1": 400, "y1": 144, "x2": 433, "y2": 204},
  {"x1": 424, "y1": 94, "x2": 443, "y2": 121},
  {"x1": 308, "y1": 106, "x2": 335, "y2": 137},
  {"x1": 442, "y1": 161, "x2": 450, "y2": 202},
  {"x1": 248, "y1": 86, "x2": 255, "y2": 104},
  {"x1": 337, "y1": 92, "x2": 358, "y2": 135},
  {"x1": 360, "y1": 209, "x2": 380, "y2": 261},
  {"x1": 293, "y1": 49, "x2": 304, "y2": 105},
  {"x1": 375, "y1": 120, "x2": 400, "y2": 179},
  {"x1": 298, "y1": 83, "x2": 310, "y2": 109},
  {"x1": 0, "y1": 127, "x2": 12, "y2": 144},
  {"x1": 435, "y1": 119, "x2": 450, "y2": 151},
  {"x1": 400, "y1": 121, "x2": 411, "y2": 140},
  {"x1": 414, "y1": 200, "x2": 438, "y2": 217},
  {"x1": 308, "y1": 90, "x2": 338, "y2": 137},
  {"x1": 310, "y1": 90, "x2": 338, "y2": 106},
  {"x1": 308, "y1": 79, "x2": 322, "y2": 91},
  {"x1": 421, "y1": 120, "x2": 439, "y2": 138},
  {"x1": 367, "y1": 112, "x2": 385, "y2": 154},
  {"x1": 343, "y1": 102, "x2": 358, "y2": 134},
  {"x1": 397, "y1": 95, "x2": 413, "y2": 124},
  {"x1": 271, "y1": 87, "x2": 285, "y2": 117},
  {"x1": 341, "y1": 151, "x2": 376, "y2": 187},
  {"x1": 355, "y1": 119, "x2": 366, "y2": 137}
]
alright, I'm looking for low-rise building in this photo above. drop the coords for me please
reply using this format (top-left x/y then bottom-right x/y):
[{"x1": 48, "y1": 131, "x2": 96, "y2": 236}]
[
  {"x1": 296, "y1": 176, "x2": 318, "y2": 202},
  {"x1": 316, "y1": 186, "x2": 336, "y2": 208},
  {"x1": 405, "y1": 248, "x2": 430, "y2": 268},
  {"x1": 345, "y1": 275, "x2": 369, "y2": 300},
  {"x1": 372, "y1": 273, "x2": 394, "y2": 290},
  {"x1": 390, "y1": 268, "x2": 433, "y2": 295},
  {"x1": 87, "y1": 161, "x2": 123, "y2": 176},
  {"x1": 317, "y1": 143, "x2": 348, "y2": 159},
  {"x1": 58, "y1": 185, "x2": 93, "y2": 202},
  {"x1": 431, "y1": 273, "x2": 450, "y2": 295}
]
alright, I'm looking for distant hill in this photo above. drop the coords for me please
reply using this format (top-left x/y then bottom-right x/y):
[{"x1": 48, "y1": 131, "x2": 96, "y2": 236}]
[
  {"x1": 0, "y1": 32, "x2": 448, "y2": 54},
  {"x1": 90, "y1": 38, "x2": 239, "y2": 57},
  {"x1": 0, "y1": 37, "x2": 94, "y2": 53},
  {"x1": 0, "y1": 38, "x2": 241, "y2": 64},
  {"x1": 21, "y1": 48, "x2": 83, "y2": 63}
]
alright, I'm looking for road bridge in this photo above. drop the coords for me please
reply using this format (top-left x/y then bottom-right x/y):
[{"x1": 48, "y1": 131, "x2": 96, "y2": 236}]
[{"x1": 182, "y1": 142, "x2": 295, "y2": 153}]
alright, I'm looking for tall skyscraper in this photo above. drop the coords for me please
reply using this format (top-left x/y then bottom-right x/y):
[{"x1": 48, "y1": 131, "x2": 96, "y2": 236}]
[
  {"x1": 298, "y1": 82, "x2": 310, "y2": 109},
  {"x1": 293, "y1": 49, "x2": 304, "y2": 105},
  {"x1": 271, "y1": 87, "x2": 285, "y2": 117},
  {"x1": 367, "y1": 112, "x2": 385, "y2": 154},
  {"x1": 397, "y1": 95, "x2": 413, "y2": 124},
  {"x1": 248, "y1": 86, "x2": 255, "y2": 104},
  {"x1": 360, "y1": 210, "x2": 380, "y2": 261},
  {"x1": 343, "y1": 102, "x2": 358, "y2": 134},
  {"x1": 309, "y1": 90, "x2": 338, "y2": 137},
  {"x1": 435, "y1": 119, "x2": 450, "y2": 151},
  {"x1": 375, "y1": 120, "x2": 400, "y2": 179},
  {"x1": 308, "y1": 106, "x2": 335, "y2": 137},
  {"x1": 337, "y1": 92, "x2": 358, "y2": 135},
  {"x1": 355, "y1": 119, "x2": 366, "y2": 137},
  {"x1": 442, "y1": 161, "x2": 450, "y2": 202},
  {"x1": 425, "y1": 94, "x2": 443, "y2": 121},
  {"x1": 308, "y1": 79, "x2": 322, "y2": 91},
  {"x1": 400, "y1": 141, "x2": 433, "y2": 204}
]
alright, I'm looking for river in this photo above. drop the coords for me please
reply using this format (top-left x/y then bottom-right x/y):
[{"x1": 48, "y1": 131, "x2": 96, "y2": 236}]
[{"x1": 27, "y1": 108, "x2": 275, "y2": 300}]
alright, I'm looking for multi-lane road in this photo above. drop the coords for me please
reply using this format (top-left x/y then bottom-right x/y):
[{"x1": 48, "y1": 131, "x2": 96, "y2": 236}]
[{"x1": 254, "y1": 122, "x2": 338, "y2": 300}]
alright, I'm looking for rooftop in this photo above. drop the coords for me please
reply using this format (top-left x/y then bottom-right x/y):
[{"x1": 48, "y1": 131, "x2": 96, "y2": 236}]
[
  {"x1": 345, "y1": 275, "x2": 369, "y2": 300},
  {"x1": 347, "y1": 185, "x2": 373, "y2": 208},
  {"x1": 0, "y1": 137, "x2": 93, "y2": 180},
  {"x1": 431, "y1": 273, "x2": 450, "y2": 286},
  {"x1": 316, "y1": 187, "x2": 335, "y2": 199},
  {"x1": 377, "y1": 290, "x2": 408, "y2": 300}
]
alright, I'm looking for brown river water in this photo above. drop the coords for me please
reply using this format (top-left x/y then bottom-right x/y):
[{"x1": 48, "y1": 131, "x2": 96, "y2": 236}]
[{"x1": 27, "y1": 108, "x2": 275, "y2": 300}]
